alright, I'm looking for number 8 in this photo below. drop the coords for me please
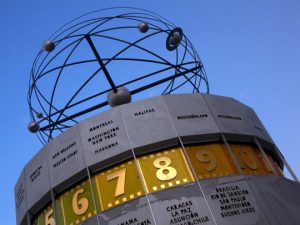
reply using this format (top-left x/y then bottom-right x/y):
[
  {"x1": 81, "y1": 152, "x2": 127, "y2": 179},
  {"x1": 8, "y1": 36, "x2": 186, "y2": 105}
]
[{"x1": 153, "y1": 157, "x2": 177, "y2": 181}]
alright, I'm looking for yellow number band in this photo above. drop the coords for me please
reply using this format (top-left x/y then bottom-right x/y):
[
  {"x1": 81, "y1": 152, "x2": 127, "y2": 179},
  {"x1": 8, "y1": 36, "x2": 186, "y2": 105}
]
[{"x1": 33, "y1": 143, "x2": 282, "y2": 225}]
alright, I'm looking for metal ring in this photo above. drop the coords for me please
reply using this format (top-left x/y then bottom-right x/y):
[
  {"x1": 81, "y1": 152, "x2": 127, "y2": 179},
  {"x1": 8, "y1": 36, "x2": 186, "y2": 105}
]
[{"x1": 166, "y1": 27, "x2": 183, "y2": 51}]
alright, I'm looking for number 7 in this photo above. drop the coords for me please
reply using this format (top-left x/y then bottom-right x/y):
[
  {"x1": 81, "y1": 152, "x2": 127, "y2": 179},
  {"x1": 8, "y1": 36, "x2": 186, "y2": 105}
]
[{"x1": 106, "y1": 168, "x2": 126, "y2": 197}]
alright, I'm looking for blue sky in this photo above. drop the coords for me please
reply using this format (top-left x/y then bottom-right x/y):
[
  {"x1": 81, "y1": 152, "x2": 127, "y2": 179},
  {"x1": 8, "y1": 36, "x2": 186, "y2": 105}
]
[{"x1": 1, "y1": 1, "x2": 299, "y2": 224}]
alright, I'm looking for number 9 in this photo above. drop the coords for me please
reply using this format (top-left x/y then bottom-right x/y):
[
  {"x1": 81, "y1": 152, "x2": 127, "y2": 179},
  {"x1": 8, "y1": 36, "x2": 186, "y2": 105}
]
[
  {"x1": 240, "y1": 149, "x2": 258, "y2": 170},
  {"x1": 196, "y1": 149, "x2": 217, "y2": 172}
]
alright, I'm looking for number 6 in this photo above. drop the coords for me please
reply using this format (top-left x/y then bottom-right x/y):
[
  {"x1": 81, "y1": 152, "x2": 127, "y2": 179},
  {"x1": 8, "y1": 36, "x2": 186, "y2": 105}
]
[
  {"x1": 44, "y1": 208, "x2": 55, "y2": 225},
  {"x1": 72, "y1": 188, "x2": 89, "y2": 216}
]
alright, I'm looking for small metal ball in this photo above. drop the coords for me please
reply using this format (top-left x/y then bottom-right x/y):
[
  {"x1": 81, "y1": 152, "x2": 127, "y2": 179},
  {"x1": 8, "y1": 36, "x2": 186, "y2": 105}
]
[
  {"x1": 169, "y1": 32, "x2": 182, "y2": 47},
  {"x1": 43, "y1": 40, "x2": 55, "y2": 52},
  {"x1": 28, "y1": 122, "x2": 40, "y2": 133},
  {"x1": 107, "y1": 86, "x2": 131, "y2": 107},
  {"x1": 36, "y1": 112, "x2": 43, "y2": 119},
  {"x1": 138, "y1": 22, "x2": 149, "y2": 33}
]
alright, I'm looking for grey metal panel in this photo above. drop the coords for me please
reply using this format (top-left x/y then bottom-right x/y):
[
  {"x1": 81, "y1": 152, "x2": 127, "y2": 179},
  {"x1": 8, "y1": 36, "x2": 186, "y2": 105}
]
[
  {"x1": 120, "y1": 96, "x2": 178, "y2": 154},
  {"x1": 202, "y1": 94, "x2": 253, "y2": 136},
  {"x1": 15, "y1": 169, "x2": 27, "y2": 225},
  {"x1": 248, "y1": 176, "x2": 300, "y2": 225},
  {"x1": 45, "y1": 124, "x2": 87, "y2": 191},
  {"x1": 98, "y1": 197, "x2": 155, "y2": 225},
  {"x1": 79, "y1": 215, "x2": 98, "y2": 225},
  {"x1": 200, "y1": 176, "x2": 268, "y2": 225},
  {"x1": 25, "y1": 147, "x2": 51, "y2": 213},
  {"x1": 163, "y1": 94, "x2": 220, "y2": 143},
  {"x1": 79, "y1": 107, "x2": 132, "y2": 171},
  {"x1": 246, "y1": 108, "x2": 274, "y2": 144},
  {"x1": 148, "y1": 183, "x2": 214, "y2": 225}
]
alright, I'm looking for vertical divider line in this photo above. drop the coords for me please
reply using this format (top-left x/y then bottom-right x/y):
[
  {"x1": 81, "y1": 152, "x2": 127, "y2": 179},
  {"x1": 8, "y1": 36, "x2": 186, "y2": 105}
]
[
  {"x1": 200, "y1": 96, "x2": 244, "y2": 175},
  {"x1": 60, "y1": 197, "x2": 66, "y2": 225},
  {"x1": 84, "y1": 167, "x2": 102, "y2": 225},
  {"x1": 161, "y1": 96, "x2": 218, "y2": 225},
  {"x1": 24, "y1": 170, "x2": 31, "y2": 225},
  {"x1": 50, "y1": 190, "x2": 57, "y2": 225},
  {"x1": 118, "y1": 107, "x2": 158, "y2": 225},
  {"x1": 201, "y1": 94, "x2": 272, "y2": 225},
  {"x1": 46, "y1": 153, "x2": 60, "y2": 225},
  {"x1": 253, "y1": 137, "x2": 278, "y2": 175},
  {"x1": 273, "y1": 146, "x2": 299, "y2": 182},
  {"x1": 26, "y1": 212, "x2": 31, "y2": 225},
  {"x1": 219, "y1": 134, "x2": 243, "y2": 175},
  {"x1": 45, "y1": 149, "x2": 59, "y2": 225},
  {"x1": 26, "y1": 210, "x2": 31, "y2": 225},
  {"x1": 77, "y1": 124, "x2": 102, "y2": 225}
]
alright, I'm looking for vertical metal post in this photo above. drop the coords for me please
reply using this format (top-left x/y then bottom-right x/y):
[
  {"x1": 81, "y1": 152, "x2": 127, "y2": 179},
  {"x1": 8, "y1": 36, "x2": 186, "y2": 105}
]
[
  {"x1": 162, "y1": 97, "x2": 218, "y2": 225},
  {"x1": 80, "y1": 139, "x2": 102, "y2": 225},
  {"x1": 119, "y1": 107, "x2": 158, "y2": 225},
  {"x1": 201, "y1": 94, "x2": 273, "y2": 224},
  {"x1": 50, "y1": 190, "x2": 58, "y2": 225},
  {"x1": 274, "y1": 146, "x2": 299, "y2": 182},
  {"x1": 85, "y1": 35, "x2": 117, "y2": 93},
  {"x1": 254, "y1": 137, "x2": 278, "y2": 175}
]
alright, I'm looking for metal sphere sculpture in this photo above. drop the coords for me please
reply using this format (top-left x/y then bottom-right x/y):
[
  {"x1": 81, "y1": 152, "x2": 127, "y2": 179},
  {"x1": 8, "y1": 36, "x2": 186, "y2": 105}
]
[
  {"x1": 43, "y1": 40, "x2": 55, "y2": 52},
  {"x1": 107, "y1": 86, "x2": 132, "y2": 107},
  {"x1": 28, "y1": 7, "x2": 209, "y2": 143},
  {"x1": 138, "y1": 22, "x2": 149, "y2": 33}
]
